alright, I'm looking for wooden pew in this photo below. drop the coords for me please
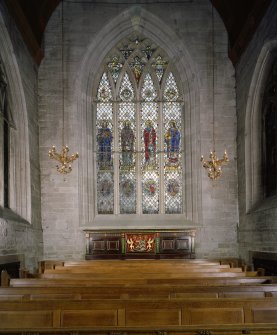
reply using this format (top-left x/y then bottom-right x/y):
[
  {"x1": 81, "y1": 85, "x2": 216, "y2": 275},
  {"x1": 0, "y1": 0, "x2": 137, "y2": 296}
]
[
  {"x1": 47, "y1": 264, "x2": 241, "y2": 273},
  {"x1": 2, "y1": 283, "x2": 277, "y2": 300},
  {"x1": 38, "y1": 270, "x2": 248, "y2": 280},
  {"x1": 1, "y1": 324, "x2": 277, "y2": 335},
  {"x1": 38, "y1": 259, "x2": 231, "y2": 272},
  {"x1": 0, "y1": 297, "x2": 277, "y2": 329},
  {"x1": 9, "y1": 276, "x2": 273, "y2": 287},
  {"x1": 39, "y1": 261, "x2": 252, "y2": 279},
  {"x1": 2, "y1": 259, "x2": 276, "y2": 333}
]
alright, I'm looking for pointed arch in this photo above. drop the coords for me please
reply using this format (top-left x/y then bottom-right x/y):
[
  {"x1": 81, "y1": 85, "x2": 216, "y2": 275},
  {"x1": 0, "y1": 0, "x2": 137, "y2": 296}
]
[
  {"x1": 245, "y1": 41, "x2": 277, "y2": 212},
  {"x1": 0, "y1": 10, "x2": 31, "y2": 221},
  {"x1": 76, "y1": 6, "x2": 201, "y2": 227}
]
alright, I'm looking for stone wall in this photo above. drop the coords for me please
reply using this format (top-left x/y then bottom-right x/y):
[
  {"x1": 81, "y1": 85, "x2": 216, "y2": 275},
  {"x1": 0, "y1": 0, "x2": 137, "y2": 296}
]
[
  {"x1": 0, "y1": 3, "x2": 42, "y2": 272},
  {"x1": 39, "y1": 0, "x2": 238, "y2": 260},
  {"x1": 237, "y1": 1, "x2": 277, "y2": 263}
]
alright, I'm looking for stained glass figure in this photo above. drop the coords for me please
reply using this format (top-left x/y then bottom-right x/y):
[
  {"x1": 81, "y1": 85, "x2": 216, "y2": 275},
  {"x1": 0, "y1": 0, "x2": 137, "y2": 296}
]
[
  {"x1": 142, "y1": 45, "x2": 154, "y2": 60},
  {"x1": 152, "y1": 55, "x2": 168, "y2": 83},
  {"x1": 120, "y1": 45, "x2": 134, "y2": 60},
  {"x1": 163, "y1": 72, "x2": 183, "y2": 214},
  {"x1": 107, "y1": 55, "x2": 123, "y2": 83},
  {"x1": 141, "y1": 73, "x2": 158, "y2": 170},
  {"x1": 142, "y1": 171, "x2": 159, "y2": 214},
  {"x1": 120, "y1": 173, "x2": 136, "y2": 214},
  {"x1": 121, "y1": 120, "x2": 135, "y2": 168},
  {"x1": 165, "y1": 172, "x2": 182, "y2": 214},
  {"x1": 130, "y1": 56, "x2": 145, "y2": 83},
  {"x1": 97, "y1": 120, "x2": 113, "y2": 170},
  {"x1": 143, "y1": 120, "x2": 156, "y2": 167},
  {"x1": 118, "y1": 102, "x2": 136, "y2": 172},
  {"x1": 97, "y1": 172, "x2": 114, "y2": 214},
  {"x1": 167, "y1": 179, "x2": 180, "y2": 197},
  {"x1": 165, "y1": 120, "x2": 181, "y2": 168}
]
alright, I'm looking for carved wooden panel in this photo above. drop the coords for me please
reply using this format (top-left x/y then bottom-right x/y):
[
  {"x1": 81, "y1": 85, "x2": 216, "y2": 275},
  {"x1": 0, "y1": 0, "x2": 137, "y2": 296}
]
[
  {"x1": 176, "y1": 239, "x2": 190, "y2": 250},
  {"x1": 91, "y1": 241, "x2": 105, "y2": 251},
  {"x1": 85, "y1": 230, "x2": 195, "y2": 259},
  {"x1": 161, "y1": 239, "x2": 175, "y2": 250}
]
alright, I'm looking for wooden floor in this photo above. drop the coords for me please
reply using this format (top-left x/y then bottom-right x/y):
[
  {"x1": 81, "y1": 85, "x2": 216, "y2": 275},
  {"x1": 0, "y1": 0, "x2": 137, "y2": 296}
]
[{"x1": 1, "y1": 258, "x2": 277, "y2": 334}]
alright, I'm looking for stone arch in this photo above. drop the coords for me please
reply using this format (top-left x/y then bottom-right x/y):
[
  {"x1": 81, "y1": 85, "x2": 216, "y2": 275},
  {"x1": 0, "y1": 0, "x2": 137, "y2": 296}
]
[
  {"x1": 245, "y1": 40, "x2": 277, "y2": 212},
  {"x1": 75, "y1": 6, "x2": 201, "y2": 227},
  {"x1": 0, "y1": 10, "x2": 31, "y2": 221}
]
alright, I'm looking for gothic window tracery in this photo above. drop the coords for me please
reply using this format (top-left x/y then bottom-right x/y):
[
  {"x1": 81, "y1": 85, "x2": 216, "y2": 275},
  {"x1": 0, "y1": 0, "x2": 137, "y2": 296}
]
[{"x1": 95, "y1": 35, "x2": 183, "y2": 216}]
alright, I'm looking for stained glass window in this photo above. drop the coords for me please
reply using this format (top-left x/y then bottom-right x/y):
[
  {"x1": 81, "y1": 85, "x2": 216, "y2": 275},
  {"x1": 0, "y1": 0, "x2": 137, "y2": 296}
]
[
  {"x1": 163, "y1": 73, "x2": 182, "y2": 214},
  {"x1": 96, "y1": 73, "x2": 114, "y2": 214},
  {"x1": 95, "y1": 35, "x2": 183, "y2": 216},
  {"x1": 119, "y1": 73, "x2": 136, "y2": 213}
]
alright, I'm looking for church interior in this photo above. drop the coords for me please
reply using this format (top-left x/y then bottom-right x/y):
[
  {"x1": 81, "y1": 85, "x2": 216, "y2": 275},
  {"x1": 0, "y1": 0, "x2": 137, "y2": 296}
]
[{"x1": 1, "y1": 0, "x2": 277, "y2": 333}]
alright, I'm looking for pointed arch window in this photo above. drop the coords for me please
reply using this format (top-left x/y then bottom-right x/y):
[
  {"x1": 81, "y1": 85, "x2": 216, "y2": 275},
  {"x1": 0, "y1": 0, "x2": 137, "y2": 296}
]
[
  {"x1": 262, "y1": 60, "x2": 277, "y2": 198},
  {"x1": 0, "y1": 61, "x2": 10, "y2": 208},
  {"x1": 95, "y1": 36, "x2": 183, "y2": 216}
]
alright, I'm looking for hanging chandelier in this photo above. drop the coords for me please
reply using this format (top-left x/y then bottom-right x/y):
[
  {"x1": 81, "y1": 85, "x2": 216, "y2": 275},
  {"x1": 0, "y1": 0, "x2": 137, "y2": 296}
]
[
  {"x1": 49, "y1": 145, "x2": 79, "y2": 174},
  {"x1": 49, "y1": 0, "x2": 79, "y2": 175},
  {"x1": 201, "y1": 3, "x2": 228, "y2": 180},
  {"x1": 201, "y1": 150, "x2": 228, "y2": 181}
]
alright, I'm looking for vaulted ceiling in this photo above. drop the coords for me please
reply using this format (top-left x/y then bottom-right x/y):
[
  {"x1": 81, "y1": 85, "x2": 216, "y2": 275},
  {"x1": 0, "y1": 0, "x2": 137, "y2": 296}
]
[{"x1": 3, "y1": 0, "x2": 272, "y2": 66}]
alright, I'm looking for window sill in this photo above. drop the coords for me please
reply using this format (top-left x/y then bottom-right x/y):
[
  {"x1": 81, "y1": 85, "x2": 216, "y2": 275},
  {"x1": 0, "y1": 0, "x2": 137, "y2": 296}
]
[
  {"x1": 0, "y1": 207, "x2": 30, "y2": 224},
  {"x1": 249, "y1": 194, "x2": 277, "y2": 213},
  {"x1": 82, "y1": 214, "x2": 199, "y2": 230}
]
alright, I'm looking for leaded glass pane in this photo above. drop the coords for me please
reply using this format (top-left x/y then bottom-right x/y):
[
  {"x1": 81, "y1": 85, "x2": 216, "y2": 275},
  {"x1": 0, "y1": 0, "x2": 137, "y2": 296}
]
[
  {"x1": 107, "y1": 55, "x2": 123, "y2": 83},
  {"x1": 97, "y1": 72, "x2": 112, "y2": 102},
  {"x1": 164, "y1": 104, "x2": 182, "y2": 169},
  {"x1": 96, "y1": 103, "x2": 113, "y2": 122},
  {"x1": 96, "y1": 35, "x2": 184, "y2": 217},
  {"x1": 119, "y1": 73, "x2": 134, "y2": 101},
  {"x1": 163, "y1": 72, "x2": 179, "y2": 101},
  {"x1": 96, "y1": 120, "x2": 113, "y2": 170},
  {"x1": 97, "y1": 172, "x2": 114, "y2": 214},
  {"x1": 118, "y1": 102, "x2": 135, "y2": 120},
  {"x1": 163, "y1": 73, "x2": 182, "y2": 214},
  {"x1": 120, "y1": 172, "x2": 136, "y2": 214},
  {"x1": 140, "y1": 73, "x2": 159, "y2": 213},
  {"x1": 142, "y1": 171, "x2": 159, "y2": 214},
  {"x1": 119, "y1": 106, "x2": 136, "y2": 170},
  {"x1": 165, "y1": 171, "x2": 182, "y2": 214},
  {"x1": 142, "y1": 45, "x2": 154, "y2": 60},
  {"x1": 130, "y1": 56, "x2": 145, "y2": 83},
  {"x1": 152, "y1": 55, "x2": 168, "y2": 83},
  {"x1": 141, "y1": 73, "x2": 157, "y2": 101},
  {"x1": 141, "y1": 73, "x2": 158, "y2": 169},
  {"x1": 96, "y1": 73, "x2": 113, "y2": 172},
  {"x1": 120, "y1": 44, "x2": 134, "y2": 60},
  {"x1": 118, "y1": 73, "x2": 136, "y2": 171}
]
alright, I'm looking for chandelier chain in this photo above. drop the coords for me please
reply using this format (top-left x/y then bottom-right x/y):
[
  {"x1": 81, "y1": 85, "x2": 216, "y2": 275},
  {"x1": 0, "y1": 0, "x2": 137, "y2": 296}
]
[
  {"x1": 48, "y1": 0, "x2": 79, "y2": 175},
  {"x1": 212, "y1": 2, "x2": 215, "y2": 150},
  {"x1": 200, "y1": 2, "x2": 229, "y2": 181},
  {"x1": 61, "y1": 0, "x2": 65, "y2": 146}
]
